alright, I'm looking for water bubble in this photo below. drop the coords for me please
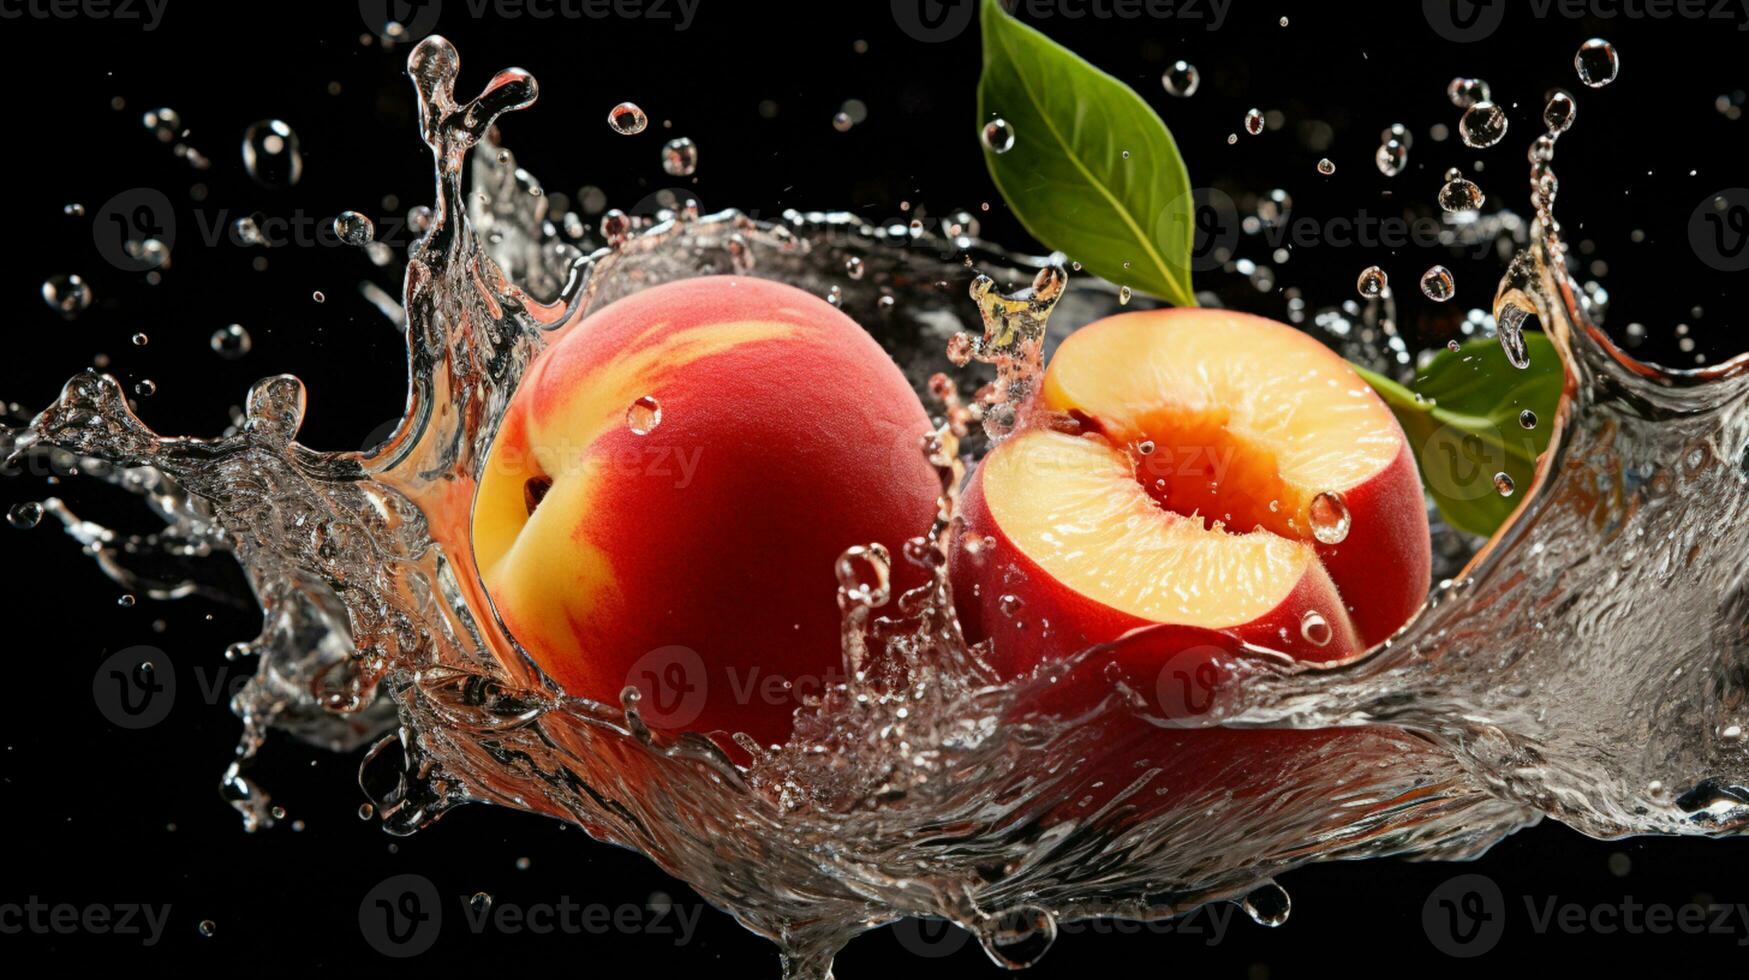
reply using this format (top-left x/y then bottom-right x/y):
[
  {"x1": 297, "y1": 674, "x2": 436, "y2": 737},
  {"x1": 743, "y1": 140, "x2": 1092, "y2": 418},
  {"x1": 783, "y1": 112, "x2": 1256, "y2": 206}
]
[
  {"x1": 241, "y1": 119, "x2": 303, "y2": 188},
  {"x1": 1494, "y1": 472, "x2": 1516, "y2": 496},
  {"x1": 1575, "y1": 38, "x2": 1619, "y2": 88},
  {"x1": 1459, "y1": 101, "x2": 1509, "y2": 148},
  {"x1": 981, "y1": 117, "x2": 1015, "y2": 154},
  {"x1": 143, "y1": 107, "x2": 181, "y2": 142},
  {"x1": 1519, "y1": 409, "x2": 1538, "y2": 429},
  {"x1": 1244, "y1": 108, "x2": 1265, "y2": 135},
  {"x1": 1162, "y1": 60, "x2": 1200, "y2": 97},
  {"x1": 332, "y1": 211, "x2": 375, "y2": 246},
  {"x1": 210, "y1": 324, "x2": 252, "y2": 359},
  {"x1": 660, "y1": 137, "x2": 698, "y2": 177},
  {"x1": 1543, "y1": 89, "x2": 1577, "y2": 134},
  {"x1": 41, "y1": 274, "x2": 92, "y2": 316},
  {"x1": 1446, "y1": 77, "x2": 1491, "y2": 109},
  {"x1": 1420, "y1": 265, "x2": 1456, "y2": 302},
  {"x1": 627, "y1": 395, "x2": 662, "y2": 435},
  {"x1": 1242, "y1": 882, "x2": 1293, "y2": 927},
  {"x1": 1309, "y1": 491, "x2": 1351, "y2": 544},
  {"x1": 7, "y1": 502, "x2": 43, "y2": 529},
  {"x1": 608, "y1": 101, "x2": 648, "y2": 135},
  {"x1": 1317, "y1": 157, "x2": 1336, "y2": 176},
  {"x1": 1356, "y1": 266, "x2": 1388, "y2": 298},
  {"x1": 1375, "y1": 138, "x2": 1408, "y2": 177},
  {"x1": 1299, "y1": 610, "x2": 1333, "y2": 647},
  {"x1": 1438, "y1": 176, "x2": 1485, "y2": 213}
]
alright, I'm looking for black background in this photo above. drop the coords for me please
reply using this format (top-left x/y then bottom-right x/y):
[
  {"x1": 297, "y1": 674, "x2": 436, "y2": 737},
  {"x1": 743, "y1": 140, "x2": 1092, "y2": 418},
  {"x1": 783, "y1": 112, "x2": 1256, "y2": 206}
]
[{"x1": 2, "y1": 0, "x2": 1747, "y2": 975}]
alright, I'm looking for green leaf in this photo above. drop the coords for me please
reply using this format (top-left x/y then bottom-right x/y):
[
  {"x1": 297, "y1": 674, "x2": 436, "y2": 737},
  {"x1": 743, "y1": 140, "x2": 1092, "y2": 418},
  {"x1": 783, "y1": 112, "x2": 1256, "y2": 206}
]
[
  {"x1": 1353, "y1": 334, "x2": 1564, "y2": 538},
  {"x1": 977, "y1": 0, "x2": 1196, "y2": 308}
]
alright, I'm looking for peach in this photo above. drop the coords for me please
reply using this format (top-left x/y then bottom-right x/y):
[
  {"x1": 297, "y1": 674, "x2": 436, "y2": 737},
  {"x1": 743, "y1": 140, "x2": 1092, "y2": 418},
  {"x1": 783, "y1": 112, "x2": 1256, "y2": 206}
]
[
  {"x1": 951, "y1": 309, "x2": 1431, "y2": 805},
  {"x1": 473, "y1": 275, "x2": 941, "y2": 749}
]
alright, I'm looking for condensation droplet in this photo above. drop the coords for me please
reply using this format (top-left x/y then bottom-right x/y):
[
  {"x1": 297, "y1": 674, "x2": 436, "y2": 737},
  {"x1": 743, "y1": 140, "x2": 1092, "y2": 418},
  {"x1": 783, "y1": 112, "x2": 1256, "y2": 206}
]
[
  {"x1": 241, "y1": 119, "x2": 303, "y2": 189},
  {"x1": 1309, "y1": 491, "x2": 1351, "y2": 544},
  {"x1": 660, "y1": 137, "x2": 698, "y2": 177},
  {"x1": 1356, "y1": 266, "x2": 1388, "y2": 298},
  {"x1": 1162, "y1": 61, "x2": 1200, "y2": 97},
  {"x1": 1519, "y1": 409, "x2": 1538, "y2": 429},
  {"x1": 1494, "y1": 472, "x2": 1516, "y2": 496},
  {"x1": 1575, "y1": 38, "x2": 1619, "y2": 89},
  {"x1": 1459, "y1": 101, "x2": 1509, "y2": 148},
  {"x1": 608, "y1": 101, "x2": 648, "y2": 135},
  {"x1": 981, "y1": 117, "x2": 1015, "y2": 154},
  {"x1": 211, "y1": 324, "x2": 253, "y2": 359},
  {"x1": 333, "y1": 211, "x2": 375, "y2": 246},
  {"x1": 1420, "y1": 265, "x2": 1456, "y2": 302},
  {"x1": 627, "y1": 395, "x2": 662, "y2": 435}
]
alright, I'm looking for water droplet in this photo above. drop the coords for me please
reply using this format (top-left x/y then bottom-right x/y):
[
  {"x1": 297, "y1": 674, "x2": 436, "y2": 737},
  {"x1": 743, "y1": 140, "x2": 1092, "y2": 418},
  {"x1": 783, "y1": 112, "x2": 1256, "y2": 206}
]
[
  {"x1": 41, "y1": 274, "x2": 93, "y2": 316},
  {"x1": 1299, "y1": 610, "x2": 1333, "y2": 647},
  {"x1": 470, "y1": 892, "x2": 493, "y2": 913},
  {"x1": 241, "y1": 119, "x2": 303, "y2": 188},
  {"x1": 1420, "y1": 265, "x2": 1456, "y2": 302},
  {"x1": 1316, "y1": 157, "x2": 1336, "y2": 176},
  {"x1": 1136, "y1": 439, "x2": 1157, "y2": 456},
  {"x1": 1446, "y1": 77, "x2": 1491, "y2": 109},
  {"x1": 210, "y1": 324, "x2": 252, "y2": 359},
  {"x1": 1162, "y1": 60, "x2": 1200, "y2": 97},
  {"x1": 1244, "y1": 108, "x2": 1264, "y2": 135},
  {"x1": 143, "y1": 107, "x2": 181, "y2": 142},
  {"x1": 1494, "y1": 472, "x2": 1516, "y2": 496},
  {"x1": 1380, "y1": 123, "x2": 1414, "y2": 149},
  {"x1": 118, "y1": 594, "x2": 137, "y2": 607},
  {"x1": 197, "y1": 920, "x2": 216, "y2": 937},
  {"x1": 660, "y1": 137, "x2": 698, "y2": 176},
  {"x1": 1118, "y1": 285, "x2": 1132, "y2": 305},
  {"x1": 1575, "y1": 38, "x2": 1619, "y2": 88},
  {"x1": 1309, "y1": 491, "x2": 1351, "y2": 544},
  {"x1": 1242, "y1": 882, "x2": 1293, "y2": 927},
  {"x1": 1438, "y1": 176, "x2": 1485, "y2": 213},
  {"x1": 131, "y1": 332, "x2": 149, "y2": 346},
  {"x1": 232, "y1": 216, "x2": 267, "y2": 246},
  {"x1": 998, "y1": 593, "x2": 1025, "y2": 618},
  {"x1": 1356, "y1": 266, "x2": 1388, "y2": 298},
  {"x1": 825, "y1": 285, "x2": 843, "y2": 307},
  {"x1": 844, "y1": 256, "x2": 865, "y2": 280},
  {"x1": 627, "y1": 395, "x2": 662, "y2": 435},
  {"x1": 1375, "y1": 138, "x2": 1408, "y2": 177},
  {"x1": 332, "y1": 211, "x2": 375, "y2": 246},
  {"x1": 981, "y1": 117, "x2": 1015, "y2": 154},
  {"x1": 1543, "y1": 89, "x2": 1577, "y2": 133},
  {"x1": 979, "y1": 907, "x2": 1058, "y2": 970},
  {"x1": 607, "y1": 101, "x2": 648, "y2": 135},
  {"x1": 135, "y1": 379, "x2": 157, "y2": 397},
  {"x1": 1519, "y1": 409, "x2": 1538, "y2": 429},
  {"x1": 832, "y1": 111, "x2": 854, "y2": 132},
  {"x1": 63, "y1": 203, "x2": 86, "y2": 217},
  {"x1": 311, "y1": 291, "x2": 326, "y2": 304},
  {"x1": 1459, "y1": 101, "x2": 1509, "y2": 148},
  {"x1": 7, "y1": 502, "x2": 43, "y2": 529},
  {"x1": 357, "y1": 803, "x2": 375, "y2": 820}
]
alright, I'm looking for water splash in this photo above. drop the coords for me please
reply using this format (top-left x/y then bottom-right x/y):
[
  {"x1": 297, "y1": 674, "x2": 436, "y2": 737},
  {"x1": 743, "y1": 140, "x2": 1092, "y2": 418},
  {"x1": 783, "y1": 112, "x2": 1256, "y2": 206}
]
[{"x1": 6, "y1": 36, "x2": 1749, "y2": 978}]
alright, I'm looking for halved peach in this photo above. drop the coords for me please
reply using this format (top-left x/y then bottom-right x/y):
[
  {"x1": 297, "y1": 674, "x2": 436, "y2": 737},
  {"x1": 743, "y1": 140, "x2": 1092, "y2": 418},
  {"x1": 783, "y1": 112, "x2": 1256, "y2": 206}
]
[{"x1": 954, "y1": 308, "x2": 1431, "y2": 700}]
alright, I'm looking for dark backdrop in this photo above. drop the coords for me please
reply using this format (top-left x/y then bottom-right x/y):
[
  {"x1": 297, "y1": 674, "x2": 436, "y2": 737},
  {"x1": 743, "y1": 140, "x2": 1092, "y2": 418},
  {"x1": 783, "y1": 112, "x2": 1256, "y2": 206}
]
[{"x1": 2, "y1": 0, "x2": 1747, "y2": 976}]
